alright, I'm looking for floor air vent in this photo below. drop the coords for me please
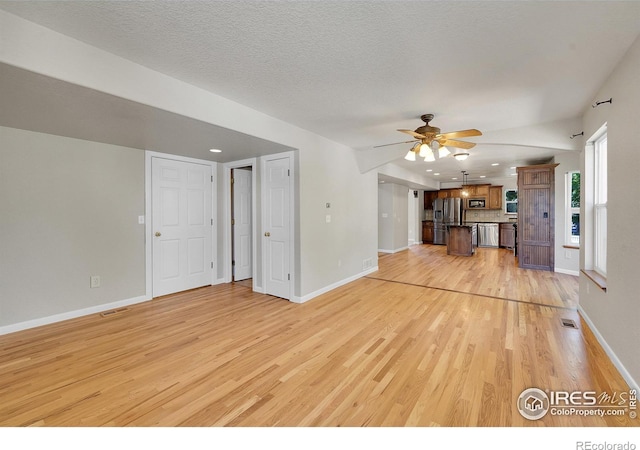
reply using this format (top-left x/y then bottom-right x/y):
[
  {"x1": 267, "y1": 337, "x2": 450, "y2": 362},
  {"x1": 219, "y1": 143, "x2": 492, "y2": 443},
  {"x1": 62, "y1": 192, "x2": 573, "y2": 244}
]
[
  {"x1": 100, "y1": 307, "x2": 129, "y2": 318},
  {"x1": 561, "y1": 318, "x2": 578, "y2": 329}
]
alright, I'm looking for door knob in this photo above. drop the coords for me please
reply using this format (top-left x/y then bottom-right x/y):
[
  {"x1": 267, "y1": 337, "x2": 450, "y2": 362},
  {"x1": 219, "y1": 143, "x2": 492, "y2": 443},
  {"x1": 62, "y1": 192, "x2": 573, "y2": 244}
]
[
  {"x1": 155, "y1": 231, "x2": 162, "y2": 237},
  {"x1": 264, "y1": 232, "x2": 271, "y2": 237}
]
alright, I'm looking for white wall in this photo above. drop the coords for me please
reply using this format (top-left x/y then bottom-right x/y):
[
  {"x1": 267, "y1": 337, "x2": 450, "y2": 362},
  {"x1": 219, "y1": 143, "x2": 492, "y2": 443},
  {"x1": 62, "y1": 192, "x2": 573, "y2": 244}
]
[
  {"x1": 0, "y1": 11, "x2": 379, "y2": 327},
  {"x1": 407, "y1": 190, "x2": 421, "y2": 245},
  {"x1": 378, "y1": 183, "x2": 409, "y2": 253},
  {"x1": 580, "y1": 34, "x2": 640, "y2": 390},
  {"x1": 0, "y1": 126, "x2": 146, "y2": 328}
]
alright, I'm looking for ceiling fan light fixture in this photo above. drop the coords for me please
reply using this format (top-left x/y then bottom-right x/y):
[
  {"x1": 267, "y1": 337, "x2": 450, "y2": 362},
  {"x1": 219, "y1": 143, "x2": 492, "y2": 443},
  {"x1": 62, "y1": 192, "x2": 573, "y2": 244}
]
[
  {"x1": 404, "y1": 149, "x2": 416, "y2": 161},
  {"x1": 453, "y1": 152, "x2": 470, "y2": 161},
  {"x1": 438, "y1": 145, "x2": 451, "y2": 158},
  {"x1": 424, "y1": 149, "x2": 436, "y2": 162},
  {"x1": 418, "y1": 143, "x2": 430, "y2": 157}
]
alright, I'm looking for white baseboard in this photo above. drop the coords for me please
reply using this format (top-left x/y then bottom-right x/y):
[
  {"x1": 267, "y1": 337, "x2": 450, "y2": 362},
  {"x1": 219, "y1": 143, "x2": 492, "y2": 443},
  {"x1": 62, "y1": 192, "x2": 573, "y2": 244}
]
[
  {"x1": 578, "y1": 305, "x2": 639, "y2": 392},
  {"x1": 290, "y1": 266, "x2": 379, "y2": 304},
  {"x1": 377, "y1": 246, "x2": 409, "y2": 254},
  {"x1": 555, "y1": 267, "x2": 579, "y2": 276},
  {"x1": 0, "y1": 294, "x2": 151, "y2": 336}
]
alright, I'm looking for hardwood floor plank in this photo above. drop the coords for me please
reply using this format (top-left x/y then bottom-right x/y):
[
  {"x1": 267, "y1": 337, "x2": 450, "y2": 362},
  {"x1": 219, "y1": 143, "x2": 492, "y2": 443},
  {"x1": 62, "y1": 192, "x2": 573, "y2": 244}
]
[{"x1": 0, "y1": 246, "x2": 635, "y2": 426}]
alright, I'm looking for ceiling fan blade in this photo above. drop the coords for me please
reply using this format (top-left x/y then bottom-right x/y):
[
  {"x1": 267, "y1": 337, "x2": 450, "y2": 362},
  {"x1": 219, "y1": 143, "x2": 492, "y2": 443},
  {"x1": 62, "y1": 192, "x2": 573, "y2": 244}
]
[
  {"x1": 437, "y1": 129, "x2": 482, "y2": 139},
  {"x1": 438, "y1": 139, "x2": 476, "y2": 149},
  {"x1": 397, "y1": 129, "x2": 427, "y2": 139},
  {"x1": 373, "y1": 139, "x2": 416, "y2": 149}
]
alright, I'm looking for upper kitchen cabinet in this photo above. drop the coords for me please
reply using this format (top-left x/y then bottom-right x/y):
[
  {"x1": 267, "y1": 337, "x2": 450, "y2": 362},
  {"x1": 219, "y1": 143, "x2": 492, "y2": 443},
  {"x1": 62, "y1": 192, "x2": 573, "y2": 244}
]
[
  {"x1": 424, "y1": 191, "x2": 439, "y2": 209},
  {"x1": 488, "y1": 186, "x2": 503, "y2": 210},
  {"x1": 462, "y1": 184, "x2": 490, "y2": 197},
  {"x1": 437, "y1": 188, "x2": 462, "y2": 199},
  {"x1": 517, "y1": 164, "x2": 558, "y2": 271}
]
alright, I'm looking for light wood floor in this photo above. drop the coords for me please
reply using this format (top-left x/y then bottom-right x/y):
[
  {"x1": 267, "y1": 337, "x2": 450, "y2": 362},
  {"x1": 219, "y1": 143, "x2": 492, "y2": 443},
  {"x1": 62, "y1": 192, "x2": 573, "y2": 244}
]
[{"x1": 0, "y1": 245, "x2": 635, "y2": 426}]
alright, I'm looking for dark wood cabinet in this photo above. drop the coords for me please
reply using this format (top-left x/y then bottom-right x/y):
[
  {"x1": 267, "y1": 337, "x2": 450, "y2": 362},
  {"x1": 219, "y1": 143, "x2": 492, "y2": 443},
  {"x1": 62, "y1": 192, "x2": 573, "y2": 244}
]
[
  {"x1": 499, "y1": 222, "x2": 515, "y2": 249},
  {"x1": 463, "y1": 184, "x2": 490, "y2": 197},
  {"x1": 422, "y1": 221, "x2": 434, "y2": 243},
  {"x1": 489, "y1": 186, "x2": 503, "y2": 210},
  {"x1": 437, "y1": 188, "x2": 462, "y2": 199},
  {"x1": 424, "y1": 191, "x2": 438, "y2": 210},
  {"x1": 517, "y1": 164, "x2": 558, "y2": 271},
  {"x1": 447, "y1": 225, "x2": 474, "y2": 256}
]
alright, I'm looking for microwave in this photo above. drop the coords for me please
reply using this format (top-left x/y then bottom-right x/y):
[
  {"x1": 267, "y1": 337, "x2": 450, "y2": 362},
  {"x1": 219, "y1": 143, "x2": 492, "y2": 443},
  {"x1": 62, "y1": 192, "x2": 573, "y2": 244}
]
[{"x1": 467, "y1": 198, "x2": 486, "y2": 208}]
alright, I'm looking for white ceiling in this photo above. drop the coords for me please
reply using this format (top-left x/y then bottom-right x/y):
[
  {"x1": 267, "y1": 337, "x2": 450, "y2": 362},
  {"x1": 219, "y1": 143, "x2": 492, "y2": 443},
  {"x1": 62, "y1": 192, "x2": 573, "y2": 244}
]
[{"x1": 1, "y1": 1, "x2": 639, "y2": 183}]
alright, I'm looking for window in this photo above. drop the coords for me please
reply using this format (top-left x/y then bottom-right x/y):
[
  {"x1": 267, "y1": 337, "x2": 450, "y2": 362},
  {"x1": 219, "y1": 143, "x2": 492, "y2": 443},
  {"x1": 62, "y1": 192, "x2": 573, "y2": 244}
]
[
  {"x1": 566, "y1": 171, "x2": 580, "y2": 246},
  {"x1": 504, "y1": 189, "x2": 517, "y2": 214},
  {"x1": 593, "y1": 133, "x2": 607, "y2": 275}
]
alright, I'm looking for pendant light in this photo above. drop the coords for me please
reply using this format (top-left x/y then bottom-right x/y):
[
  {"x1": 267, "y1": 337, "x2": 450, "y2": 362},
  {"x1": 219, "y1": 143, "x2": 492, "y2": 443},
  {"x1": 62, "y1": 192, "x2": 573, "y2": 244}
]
[{"x1": 461, "y1": 171, "x2": 469, "y2": 197}]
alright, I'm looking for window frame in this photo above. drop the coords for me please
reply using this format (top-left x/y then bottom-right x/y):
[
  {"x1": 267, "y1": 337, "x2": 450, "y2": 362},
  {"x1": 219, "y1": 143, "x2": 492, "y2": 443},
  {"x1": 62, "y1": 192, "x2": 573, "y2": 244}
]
[
  {"x1": 593, "y1": 132, "x2": 607, "y2": 276},
  {"x1": 565, "y1": 171, "x2": 580, "y2": 247},
  {"x1": 583, "y1": 123, "x2": 607, "y2": 285},
  {"x1": 504, "y1": 188, "x2": 518, "y2": 215}
]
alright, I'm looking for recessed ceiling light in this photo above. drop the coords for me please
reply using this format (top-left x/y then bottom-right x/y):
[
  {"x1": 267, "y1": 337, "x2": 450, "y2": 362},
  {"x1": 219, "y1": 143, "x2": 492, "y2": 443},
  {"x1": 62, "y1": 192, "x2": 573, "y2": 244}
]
[
  {"x1": 426, "y1": 169, "x2": 433, "y2": 172},
  {"x1": 209, "y1": 148, "x2": 222, "y2": 153},
  {"x1": 491, "y1": 163, "x2": 499, "y2": 166},
  {"x1": 479, "y1": 175, "x2": 486, "y2": 178},
  {"x1": 452, "y1": 177, "x2": 458, "y2": 180},
  {"x1": 510, "y1": 166, "x2": 516, "y2": 169},
  {"x1": 434, "y1": 173, "x2": 440, "y2": 176}
]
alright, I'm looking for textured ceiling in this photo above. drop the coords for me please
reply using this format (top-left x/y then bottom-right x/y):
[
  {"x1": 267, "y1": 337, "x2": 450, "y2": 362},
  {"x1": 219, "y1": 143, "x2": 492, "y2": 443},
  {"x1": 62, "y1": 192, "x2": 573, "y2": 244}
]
[{"x1": 1, "y1": 1, "x2": 640, "y2": 181}]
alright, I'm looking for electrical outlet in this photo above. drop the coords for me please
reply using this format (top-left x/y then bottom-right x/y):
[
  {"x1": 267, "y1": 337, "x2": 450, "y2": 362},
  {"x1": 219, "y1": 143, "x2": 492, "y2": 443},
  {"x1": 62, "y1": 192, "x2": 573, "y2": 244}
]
[{"x1": 90, "y1": 275, "x2": 101, "y2": 288}]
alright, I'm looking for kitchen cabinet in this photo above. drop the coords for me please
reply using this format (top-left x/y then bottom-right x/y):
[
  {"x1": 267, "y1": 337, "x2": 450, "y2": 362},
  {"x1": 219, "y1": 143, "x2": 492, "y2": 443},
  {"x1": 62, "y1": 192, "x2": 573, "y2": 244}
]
[
  {"x1": 499, "y1": 223, "x2": 515, "y2": 249},
  {"x1": 517, "y1": 163, "x2": 558, "y2": 271},
  {"x1": 462, "y1": 184, "x2": 490, "y2": 197},
  {"x1": 422, "y1": 221, "x2": 434, "y2": 243},
  {"x1": 438, "y1": 188, "x2": 462, "y2": 198},
  {"x1": 447, "y1": 225, "x2": 474, "y2": 256},
  {"x1": 424, "y1": 191, "x2": 438, "y2": 209},
  {"x1": 489, "y1": 186, "x2": 503, "y2": 210}
]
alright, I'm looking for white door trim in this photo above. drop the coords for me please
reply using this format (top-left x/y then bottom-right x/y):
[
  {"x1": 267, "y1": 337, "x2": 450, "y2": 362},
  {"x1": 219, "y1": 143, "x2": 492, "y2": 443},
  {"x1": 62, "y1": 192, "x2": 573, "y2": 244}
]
[
  {"x1": 222, "y1": 158, "x2": 258, "y2": 288},
  {"x1": 261, "y1": 151, "x2": 296, "y2": 301},
  {"x1": 145, "y1": 151, "x2": 217, "y2": 299}
]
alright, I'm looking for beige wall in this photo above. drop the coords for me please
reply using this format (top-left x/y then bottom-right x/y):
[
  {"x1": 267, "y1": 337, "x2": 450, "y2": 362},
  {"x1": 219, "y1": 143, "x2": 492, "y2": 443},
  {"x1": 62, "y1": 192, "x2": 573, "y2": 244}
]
[{"x1": 0, "y1": 126, "x2": 146, "y2": 327}]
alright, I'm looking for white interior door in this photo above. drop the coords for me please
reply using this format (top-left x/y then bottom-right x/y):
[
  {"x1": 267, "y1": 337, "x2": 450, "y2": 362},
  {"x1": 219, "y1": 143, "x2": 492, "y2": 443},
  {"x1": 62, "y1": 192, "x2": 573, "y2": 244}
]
[
  {"x1": 152, "y1": 157, "x2": 212, "y2": 297},
  {"x1": 232, "y1": 168, "x2": 252, "y2": 281},
  {"x1": 263, "y1": 155, "x2": 291, "y2": 299}
]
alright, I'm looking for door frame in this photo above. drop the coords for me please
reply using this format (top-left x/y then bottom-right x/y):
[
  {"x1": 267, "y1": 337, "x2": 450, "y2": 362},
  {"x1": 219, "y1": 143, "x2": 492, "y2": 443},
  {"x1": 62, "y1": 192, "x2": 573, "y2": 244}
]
[
  {"x1": 145, "y1": 151, "x2": 218, "y2": 299},
  {"x1": 222, "y1": 158, "x2": 257, "y2": 288},
  {"x1": 261, "y1": 151, "x2": 296, "y2": 301}
]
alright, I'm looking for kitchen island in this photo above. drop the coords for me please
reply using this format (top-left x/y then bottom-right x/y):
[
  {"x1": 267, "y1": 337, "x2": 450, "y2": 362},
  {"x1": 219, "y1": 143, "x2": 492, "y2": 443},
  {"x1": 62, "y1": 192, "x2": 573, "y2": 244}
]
[{"x1": 446, "y1": 224, "x2": 476, "y2": 256}]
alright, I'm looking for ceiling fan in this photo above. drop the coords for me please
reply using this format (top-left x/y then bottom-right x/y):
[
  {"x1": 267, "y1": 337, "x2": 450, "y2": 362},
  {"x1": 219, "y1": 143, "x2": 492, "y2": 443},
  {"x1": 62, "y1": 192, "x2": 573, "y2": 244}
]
[{"x1": 375, "y1": 113, "x2": 482, "y2": 162}]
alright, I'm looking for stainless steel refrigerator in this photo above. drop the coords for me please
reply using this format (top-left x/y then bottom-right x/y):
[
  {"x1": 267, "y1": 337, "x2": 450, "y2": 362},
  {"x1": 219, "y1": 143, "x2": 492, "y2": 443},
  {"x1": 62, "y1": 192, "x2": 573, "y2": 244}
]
[{"x1": 433, "y1": 198, "x2": 463, "y2": 245}]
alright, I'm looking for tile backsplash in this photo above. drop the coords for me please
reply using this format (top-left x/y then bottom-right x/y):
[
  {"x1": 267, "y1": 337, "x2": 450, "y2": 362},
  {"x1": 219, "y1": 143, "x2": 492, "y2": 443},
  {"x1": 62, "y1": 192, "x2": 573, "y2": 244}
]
[{"x1": 423, "y1": 208, "x2": 517, "y2": 223}]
